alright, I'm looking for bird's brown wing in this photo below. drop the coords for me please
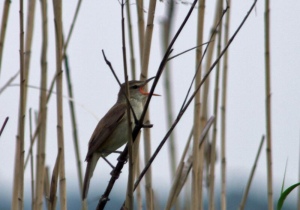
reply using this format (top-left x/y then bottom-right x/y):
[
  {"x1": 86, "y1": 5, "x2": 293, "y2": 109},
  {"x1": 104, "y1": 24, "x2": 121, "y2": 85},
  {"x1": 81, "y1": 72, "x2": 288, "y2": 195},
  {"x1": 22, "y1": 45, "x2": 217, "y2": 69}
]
[{"x1": 85, "y1": 102, "x2": 127, "y2": 161}]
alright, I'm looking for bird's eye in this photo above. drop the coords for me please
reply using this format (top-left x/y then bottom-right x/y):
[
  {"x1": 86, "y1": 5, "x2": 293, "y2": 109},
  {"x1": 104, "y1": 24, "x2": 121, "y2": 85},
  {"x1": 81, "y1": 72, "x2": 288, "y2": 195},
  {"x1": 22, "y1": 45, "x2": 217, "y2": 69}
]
[{"x1": 131, "y1": 85, "x2": 139, "y2": 89}]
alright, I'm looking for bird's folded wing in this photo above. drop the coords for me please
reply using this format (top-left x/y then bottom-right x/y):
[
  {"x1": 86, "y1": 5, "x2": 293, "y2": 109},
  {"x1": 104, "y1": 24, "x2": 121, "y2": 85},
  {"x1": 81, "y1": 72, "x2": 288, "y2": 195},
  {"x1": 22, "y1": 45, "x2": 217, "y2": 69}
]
[{"x1": 85, "y1": 103, "x2": 127, "y2": 161}]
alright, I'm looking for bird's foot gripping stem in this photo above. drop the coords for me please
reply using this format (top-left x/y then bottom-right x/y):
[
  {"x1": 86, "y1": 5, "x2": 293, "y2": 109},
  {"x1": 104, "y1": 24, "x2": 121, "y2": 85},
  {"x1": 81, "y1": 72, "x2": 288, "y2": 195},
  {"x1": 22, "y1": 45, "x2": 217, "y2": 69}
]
[{"x1": 142, "y1": 123, "x2": 153, "y2": 128}]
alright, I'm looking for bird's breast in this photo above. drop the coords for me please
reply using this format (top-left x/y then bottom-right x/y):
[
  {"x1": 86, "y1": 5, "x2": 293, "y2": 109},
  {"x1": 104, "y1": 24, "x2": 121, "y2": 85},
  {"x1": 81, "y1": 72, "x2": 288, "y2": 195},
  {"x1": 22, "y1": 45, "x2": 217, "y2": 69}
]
[{"x1": 99, "y1": 101, "x2": 144, "y2": 156}]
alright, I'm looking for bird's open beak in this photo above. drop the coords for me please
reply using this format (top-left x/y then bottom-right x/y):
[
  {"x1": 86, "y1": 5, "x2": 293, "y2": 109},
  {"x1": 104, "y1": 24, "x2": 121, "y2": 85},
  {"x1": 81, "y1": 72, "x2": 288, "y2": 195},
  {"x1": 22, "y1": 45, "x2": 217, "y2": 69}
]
[{"x1": 139, "y1": 77, "x2": 161, "y2": 96}]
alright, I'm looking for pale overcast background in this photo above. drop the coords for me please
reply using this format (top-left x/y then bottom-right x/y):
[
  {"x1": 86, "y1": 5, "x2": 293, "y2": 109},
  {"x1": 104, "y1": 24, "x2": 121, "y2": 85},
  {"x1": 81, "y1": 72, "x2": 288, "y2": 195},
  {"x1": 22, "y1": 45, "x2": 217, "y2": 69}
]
[{"x1": 0, "y1": 0, "x2": 300, "y2": 208}]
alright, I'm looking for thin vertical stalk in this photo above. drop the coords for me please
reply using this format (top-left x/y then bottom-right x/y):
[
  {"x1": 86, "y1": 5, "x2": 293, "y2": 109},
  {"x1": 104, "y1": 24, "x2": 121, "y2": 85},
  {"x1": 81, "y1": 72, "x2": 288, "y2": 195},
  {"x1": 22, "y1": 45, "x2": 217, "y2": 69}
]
[
  {"x1": 12, "y1": 136, "x2": 21, "y2": 210},
  {"x1": 184, "y1": 174, "x2": 191, "y2": 210},
  {"x1": 209, "y1": 1, "x2": 223, "y2": 210},
  {"x1": 23, "y1": 0, "x2": 36, "y2": 109},
  {"x1": 0, "y1": 0, "x2": 11, "y2": 74},
  {"x1": 239, "y1": 136, "x2": 265, "y2": 210},
  {"x1": 134, "y1": 133, "x2": 143, "y2": 210},
  {"x1": 136, "y1": 0, "x2": 144, "y2": 64},
  {"x1": 196, "y1": 0, "x2": 206, "y2": 207},
  {"x1": 12, "y1": 0, "x2": 25, "y2": 209},
  {"x1": 200, "y1": 0, "x2": 220, "y2": 192},
  {"x1": 221, "y1": 1, "x2": 231, "y2": 209},
  {"x1": 125, "y1": 0, "x2": 136, "y2": 80},
  {"x1": 136, "y1": 0, "x2": 145, "y2": 207},
  {"x1": 162, "y1": 5, "x2": 178, "y2": 208},
  {"x1": 64, "y1": 55, "x2": 87, "y2": 210},
  {"x1": 44, "y1": 167, "x2": 51, "y2": 210},
  {"x1": 140, "y1": 0, "x2": 156, "y2": 81},
  {"x1": 135, "y1": 1, "x2": 144, "y2": 207},
  {"x1": 61, "y1": 1, "x2": 85, "y2": 209},
  {"x1": 35, "y1": 0, "x2": 48, "y2": 209},
  {"x1": 63, "y1": 0, "x2": 82, "y2": 53},
  {"x1": 193, "y1": 0, "x2": 205, "y2": 209},
  {"x1": 264, "y1": 0, "x2": 273, "y2": 209},
  {"x1": 52, "y1": 0, "x2": 67, "y2": 209},
  {"x1": 120, "y1": 1, "x2": 134, "y2": 209},
  {"x1": 29, "y1": 109, "x2": 35, "y2": 210},
  {"x1": 49, "y1": 149, "x2": 62, "y2": 210},
  {"x1": 140, "y1": 0, "x2": 157, "y2": 209}
]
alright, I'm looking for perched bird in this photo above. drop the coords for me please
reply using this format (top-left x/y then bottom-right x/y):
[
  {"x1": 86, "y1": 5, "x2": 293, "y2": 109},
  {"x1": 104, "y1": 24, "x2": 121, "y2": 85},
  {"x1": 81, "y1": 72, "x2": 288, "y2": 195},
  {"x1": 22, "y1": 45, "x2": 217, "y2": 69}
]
[{"x1": 82, "y1": 77, "x2": 159, "y2": 199}]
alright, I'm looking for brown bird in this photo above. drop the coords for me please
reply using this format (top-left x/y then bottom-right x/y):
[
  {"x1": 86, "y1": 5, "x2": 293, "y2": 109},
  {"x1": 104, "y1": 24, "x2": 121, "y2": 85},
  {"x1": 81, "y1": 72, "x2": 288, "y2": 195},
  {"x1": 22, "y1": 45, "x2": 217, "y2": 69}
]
[{"x1": 82, "y1": 77, "x2": 159, "y2": 199}]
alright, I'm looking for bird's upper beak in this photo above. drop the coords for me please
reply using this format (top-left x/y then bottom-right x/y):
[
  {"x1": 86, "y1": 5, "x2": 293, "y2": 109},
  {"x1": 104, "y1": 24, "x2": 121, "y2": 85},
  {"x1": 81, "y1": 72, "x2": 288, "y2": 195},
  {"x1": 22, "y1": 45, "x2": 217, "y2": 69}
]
[{"x1": 139, "y1": 77, "x2": 160, "y2": 96}]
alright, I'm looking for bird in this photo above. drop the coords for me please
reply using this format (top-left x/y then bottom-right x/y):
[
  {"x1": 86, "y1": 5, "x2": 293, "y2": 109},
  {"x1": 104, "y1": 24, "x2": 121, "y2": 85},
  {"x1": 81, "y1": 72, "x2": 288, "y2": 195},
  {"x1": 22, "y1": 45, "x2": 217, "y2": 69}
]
[{"x1": 82, "y1": 77, "x2": 159, "y2": 200}]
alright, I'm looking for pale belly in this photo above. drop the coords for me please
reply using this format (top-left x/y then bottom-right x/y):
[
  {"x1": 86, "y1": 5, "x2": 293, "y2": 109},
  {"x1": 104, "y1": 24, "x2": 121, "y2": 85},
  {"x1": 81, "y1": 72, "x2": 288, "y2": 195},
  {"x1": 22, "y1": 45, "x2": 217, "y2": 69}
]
[
  {"x1": 100, "y1": 103, "x2": 143, "y2": 156},
  {"x1": 102, "y1": 119, "x2": 130, "y2": 154}
]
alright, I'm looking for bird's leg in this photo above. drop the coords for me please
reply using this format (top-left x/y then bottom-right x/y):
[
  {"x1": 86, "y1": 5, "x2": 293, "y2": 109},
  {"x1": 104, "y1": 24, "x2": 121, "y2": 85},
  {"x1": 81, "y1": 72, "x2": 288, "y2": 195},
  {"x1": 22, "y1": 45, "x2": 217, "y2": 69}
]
[{"x1": 101, "y1": 155, "x2": 115, "y2": 169}]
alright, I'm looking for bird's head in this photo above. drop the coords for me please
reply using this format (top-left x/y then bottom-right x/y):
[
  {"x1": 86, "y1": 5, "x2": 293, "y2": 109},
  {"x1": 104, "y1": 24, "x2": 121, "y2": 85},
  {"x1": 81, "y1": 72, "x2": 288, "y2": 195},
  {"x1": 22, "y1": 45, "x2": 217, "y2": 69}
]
[{"x1": 117, "y1": 77, "x2": 160, "y2": 103}]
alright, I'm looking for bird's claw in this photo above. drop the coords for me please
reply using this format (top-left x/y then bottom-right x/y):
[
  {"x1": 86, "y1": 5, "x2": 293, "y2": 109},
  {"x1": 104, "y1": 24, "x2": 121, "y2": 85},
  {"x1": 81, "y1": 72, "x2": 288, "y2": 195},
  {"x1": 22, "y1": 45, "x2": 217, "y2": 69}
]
[{"x1": 142, "y1": 123, "x2": 153, "y2": 128}]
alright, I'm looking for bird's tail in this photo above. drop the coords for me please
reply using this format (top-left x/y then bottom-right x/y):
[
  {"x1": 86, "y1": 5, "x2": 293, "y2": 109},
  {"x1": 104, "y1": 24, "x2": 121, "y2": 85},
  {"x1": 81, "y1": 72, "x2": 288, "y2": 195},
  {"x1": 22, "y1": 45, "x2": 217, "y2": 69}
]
[{"x1": 82, "y1": 154, "x2": 101, "y2": 200}]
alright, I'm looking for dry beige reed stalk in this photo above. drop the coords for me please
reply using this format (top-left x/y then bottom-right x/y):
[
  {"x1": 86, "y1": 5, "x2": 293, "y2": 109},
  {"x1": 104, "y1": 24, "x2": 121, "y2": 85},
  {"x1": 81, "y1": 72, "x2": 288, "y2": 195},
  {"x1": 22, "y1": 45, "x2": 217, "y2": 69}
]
[
  {"x1": 64, "y1": 55, "x2": 87, "y2": 210},
  {"x1": 52, "y1": 0, "x2": 67, "y2": 209},
  {"x1": 125, "y1": 0, "x2": 141, "y2": 207},
  {"x1": 23, "y1": 0, "x2": 36, "y2": 109},
  {"x1": 125, "y1": 0, "x2": 136, "y2": 80},
  {"x1": 135, "y1": 1, "x2": 145, "y2": 208},
  {"x1": 29, "y1": 109, "x2": 35, "y2": 210},
  {"x1": 136, "y1": 0, "x2": 144, "y2": 64},
  {"x1": 49, "y1": 149, "x2": 62, "y2": 210},
  {"x1": 61, "y1": 3, "x2": 86, "y2": 203},
  {"x1": 209, "y1": 1, "x2": 224, "y2": 210},
  {"x1": 134, "y1": 137, "x2": 143, "y2": 210},
  {"x1": 195, "y1": 1, "x2": 223, "y2": 210},
  {"x1": 121, "y1": 1, "x2": 134, "y2": 208},
  {"x1": 264, "y1": 0, "x2": 273, "y2": 209},
  {"x1": 0, "y1": 0, "x2": 11, "y2": 73},
  {"x1": 196, "y1": 1, "x2": 206, "y2": 208},
  {"x1": 34, "y1": 1, "x2": 48, "y2": 209},
  {"x1": 220, "y1": 1, "x2": 231, "y2": 209},
  {"x1": 200, "y1": 5, "x2": 219, "y2": 208},
  {"x1": 63, "y1": 36, "x2": 88, "y2": 210},
  {"x1": 45, "y1": 3, "x2": 86, "y2": 208},
  {"x1": 11, "y1": 0, "x2": 25, "y2": 209},
  {"x1": 44, "y1": 167, "x2": 50, "y2": 210},
  {"x1": 192, "y1": 0, "x2": 206, "y2": 209},
  {"x1": 139, "y1": 0, "x2": 158, "y2": 209}
]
